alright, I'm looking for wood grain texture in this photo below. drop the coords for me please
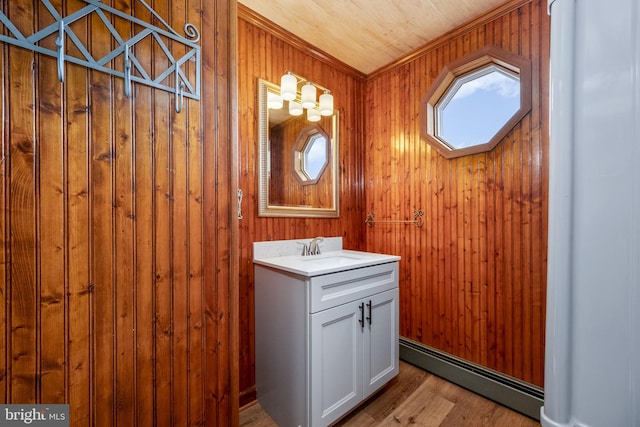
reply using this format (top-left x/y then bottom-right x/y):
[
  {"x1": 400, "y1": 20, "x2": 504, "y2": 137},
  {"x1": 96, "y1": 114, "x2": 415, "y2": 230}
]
[
  {"x1": 37, "y1": 0, "x2": 66, "y2": 406},
  {"x1": 0, "y1": 0, "x2": 237, "y2": 425},
  {"x1": 7, "y1": 0, "x2": 38, "y2": 403},
  {"x1": 364, "y1": 0, "x2": 549, "y2": 386},
  {"x1": 65, "y1": 1, "x2": 92, "y2": 423},
  {"x1": 239, "y1": 361, "x2": 539, "y2": 427},
  {"x1": 237, "y1": 0, "x2": 524, "y2": 75}
]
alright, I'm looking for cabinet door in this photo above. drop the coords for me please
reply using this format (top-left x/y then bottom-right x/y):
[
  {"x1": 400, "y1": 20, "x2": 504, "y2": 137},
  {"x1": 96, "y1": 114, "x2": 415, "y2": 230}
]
[
  {"x1": 310, "y1": 300, "x2": 364, "y2": 427},
  {"x1": 363, "y1": 288, "x2": 399, "y2": 398}
]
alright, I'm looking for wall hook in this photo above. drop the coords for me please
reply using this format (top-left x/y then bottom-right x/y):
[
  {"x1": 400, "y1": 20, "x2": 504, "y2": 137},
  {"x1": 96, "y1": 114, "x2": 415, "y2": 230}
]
[
  {"x1": 55, "y1": 20, "x2": 64, "y2": 82},
  {"x1": 124, "y1": 44, "x2": 132, "y2": 98},
  {"x1": 175, "y1": 80, "x2": 185, "y2": 113},
  {"x1": 0, "y1": 0, "x2": 201, "y2": 107}
]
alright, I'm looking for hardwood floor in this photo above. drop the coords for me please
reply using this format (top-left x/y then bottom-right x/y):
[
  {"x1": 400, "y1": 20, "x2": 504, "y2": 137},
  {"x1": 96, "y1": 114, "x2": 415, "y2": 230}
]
[{"x1": 240, "y1": 361, "x2": 540, "y2": 426}]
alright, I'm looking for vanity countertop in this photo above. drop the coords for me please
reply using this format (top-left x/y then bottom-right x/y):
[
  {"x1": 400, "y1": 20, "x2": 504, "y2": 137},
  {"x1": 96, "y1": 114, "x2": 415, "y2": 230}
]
[{"x1": 253, "y1": 249, "x2": 400, "y2": 277}]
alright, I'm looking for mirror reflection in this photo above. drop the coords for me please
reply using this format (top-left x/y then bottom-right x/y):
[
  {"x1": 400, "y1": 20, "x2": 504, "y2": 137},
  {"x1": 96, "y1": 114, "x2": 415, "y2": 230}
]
[
  {"x1": 293, "y1": 125, "x2": 329, "y2": 184},
  {"x1": 258, "y1": 79, "x2": 339, "y2": 217}
]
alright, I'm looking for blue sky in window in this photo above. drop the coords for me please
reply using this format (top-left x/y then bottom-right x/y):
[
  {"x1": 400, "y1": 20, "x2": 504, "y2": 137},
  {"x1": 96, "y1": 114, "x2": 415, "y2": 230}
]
[
  {"x1": 440, "y1": 71, "x2": 520, "y2": 149},
  {"x1": 304, "y1": 135, "x2": 327, "y2": 179}
]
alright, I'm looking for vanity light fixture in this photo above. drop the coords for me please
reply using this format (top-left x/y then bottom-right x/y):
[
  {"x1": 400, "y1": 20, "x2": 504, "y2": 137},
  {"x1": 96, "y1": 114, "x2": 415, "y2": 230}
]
[
  {"x1": 301, "y1": 82, "x2": 317, "y2": 108},
  {"x1": 289, "y1": 100, "x2": 303, "y2": 116},
  {"x1": 319, "y1": 90, "x2": 334, "y2": 116},
  {"x1": 274, "y1": 70, "x2": 334, "y2": 121},
  {"x1": 307, "y1": 107, "x2": 321, "y2": 122},
  {"x1": 280, "y1": 72, "x2": 298, "y2": 100},
  {"x1": 267, "y1": 91, "x2": 283, "y2": 109}
]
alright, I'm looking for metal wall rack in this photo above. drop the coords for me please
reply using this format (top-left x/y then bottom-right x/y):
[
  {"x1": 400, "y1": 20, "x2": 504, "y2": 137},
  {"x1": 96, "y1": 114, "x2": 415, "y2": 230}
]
[
  {"x1": 365, "y1": 210, "x2": 424, "y2": 227},
  {"x1": 0, "y1": 0, "x2": 201, "y2": 113}
]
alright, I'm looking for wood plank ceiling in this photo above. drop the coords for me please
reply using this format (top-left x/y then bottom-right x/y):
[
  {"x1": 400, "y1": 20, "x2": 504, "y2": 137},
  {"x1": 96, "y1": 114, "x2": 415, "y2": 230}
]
[{"x1": 237, "y1": 0, "x2": 511, "y2": 74}]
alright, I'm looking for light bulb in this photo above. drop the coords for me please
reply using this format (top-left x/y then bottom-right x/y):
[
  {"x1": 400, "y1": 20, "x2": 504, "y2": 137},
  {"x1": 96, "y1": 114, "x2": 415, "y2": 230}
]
[
  {"x1": 301, "y1": 83, "x2": 317, "y2": 109},
  {"x1": 319, "y1": 91, "x2": 333, "y2": 116},
  {"x1": 267, "y1": 91, "x2": 283, "y2": 109},
  {"x1": 307, "y1": 108, "x2": 321, "y2": 122},
  {"x1": 280, "y1": 73, "x2": 297, "y2": 101},
  {"x1": 289, "y1": 100, "x2": 303, "y2": 116}
]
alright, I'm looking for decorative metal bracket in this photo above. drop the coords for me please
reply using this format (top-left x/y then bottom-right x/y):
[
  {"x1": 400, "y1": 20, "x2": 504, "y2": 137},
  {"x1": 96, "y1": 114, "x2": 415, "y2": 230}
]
[
  {"x1": 0, "y1": 0, "x2": 201, "y2": 113},
  {"x1": 365, "y1": 210, "x2": 424, "y2": 227}
]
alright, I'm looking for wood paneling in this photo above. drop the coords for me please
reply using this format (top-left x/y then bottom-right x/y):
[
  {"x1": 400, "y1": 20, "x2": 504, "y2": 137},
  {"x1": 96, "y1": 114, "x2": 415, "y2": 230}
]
[
  {"x1": 0, "y1": 0, "x2": 237, "y2": 425},
  {"x1": 238, "y1": 0, "x2": 548, "y2": 407},
  {"x1": 364, "y1": 0, "x2": 549, "y2": 386},
  {"x1": 237, "y1": 6, "x2": 366, "y2": 405},
  {"x1": 237, "y1": 0, "x2": 522, "y2": 75}
]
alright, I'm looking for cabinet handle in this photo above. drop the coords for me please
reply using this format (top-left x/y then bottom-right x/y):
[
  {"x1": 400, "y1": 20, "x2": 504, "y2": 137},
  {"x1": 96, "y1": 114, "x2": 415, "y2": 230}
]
[
  {"x1": 359, "y1": 302, "x2": 365, "y2": 327},
  {"x1": 366, "y1": 300, "x2": 372, "y2": 325}
]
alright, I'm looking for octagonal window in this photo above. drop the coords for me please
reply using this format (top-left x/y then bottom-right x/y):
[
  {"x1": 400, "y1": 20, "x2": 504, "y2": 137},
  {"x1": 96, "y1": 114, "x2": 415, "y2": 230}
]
[
  {"x1": 437, "y1": 65, "x2": 520, "y2": 149},
  {"x1": 421, "y1": 46, "x2": 531, "y2": 159},
  {"x1": 293, "y1": 125, "x2": 330, "y2": 185}
]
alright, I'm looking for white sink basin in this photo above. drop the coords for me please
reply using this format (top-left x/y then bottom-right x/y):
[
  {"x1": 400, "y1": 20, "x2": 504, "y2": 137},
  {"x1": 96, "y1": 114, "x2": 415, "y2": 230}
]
[
  {"x1": 254, "y1": 249, "x2": 400, "y2": 276},
  {"x1": 300, "y1": 254, "x2": 363, "y2": 265}
]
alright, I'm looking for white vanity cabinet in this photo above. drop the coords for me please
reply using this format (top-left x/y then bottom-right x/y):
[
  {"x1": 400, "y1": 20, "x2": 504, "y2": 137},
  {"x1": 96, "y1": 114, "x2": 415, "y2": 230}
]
[
  {"x1": 310, "y1": 286, "x2": 398, "y2": 425},
  {"x1": 254, "y1": 254, "x2": 399, "y2": 427}
]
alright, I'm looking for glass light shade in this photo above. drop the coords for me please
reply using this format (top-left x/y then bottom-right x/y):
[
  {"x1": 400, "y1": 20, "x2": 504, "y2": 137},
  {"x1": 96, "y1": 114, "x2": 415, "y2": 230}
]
[
  {"x1": 280, "y1": 73, "x2": 297, "y2": 101},
  {"x1": 267, "y1": 92, "x2": 283, "y2": 109},
  {"x1": 301, "y1": 83, "x2": 317, "y2": 109},
  {"x1": 307, "y1": 107, "x2": 321, "y2": 122},
  {"x1": 288, "y1": 100, "x2": 303, "y2": 116},
  {"x1": 319, "y1": 91, "x2": 334, "y2": 116}
]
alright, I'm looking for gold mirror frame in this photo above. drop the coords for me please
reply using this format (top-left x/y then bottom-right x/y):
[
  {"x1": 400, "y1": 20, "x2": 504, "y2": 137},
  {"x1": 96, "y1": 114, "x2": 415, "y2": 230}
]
[{"x1": 257, "y1": 78, "x2": 340, "y2": 218}]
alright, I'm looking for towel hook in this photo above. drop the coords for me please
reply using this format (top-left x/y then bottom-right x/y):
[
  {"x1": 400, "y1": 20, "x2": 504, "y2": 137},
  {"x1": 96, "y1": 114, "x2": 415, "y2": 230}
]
[
  {"x1": 175, "y1": 80, "x2": 185, "y2": 113},
  {"x1": 55, "y1": 20, "x2": 64, "y2": 82},
  {"x1": 124, "y1": 44, "x2": 132, "y2": 98}
]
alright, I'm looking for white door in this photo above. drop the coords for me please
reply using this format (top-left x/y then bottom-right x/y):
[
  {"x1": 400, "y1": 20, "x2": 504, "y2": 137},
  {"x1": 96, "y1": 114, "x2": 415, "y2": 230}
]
[
  {"x1": 363, "y1": 288, "x2": 399, "y2": 398},
  {"x1": 310, "y1": 300, "x2": 364, "y2": 426}
]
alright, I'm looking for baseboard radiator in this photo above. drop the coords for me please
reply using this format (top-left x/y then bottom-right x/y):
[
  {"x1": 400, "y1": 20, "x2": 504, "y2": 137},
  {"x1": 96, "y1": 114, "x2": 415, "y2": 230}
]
[{"x1": 399, "y1": 338, "x2": 543, "y2": 421}]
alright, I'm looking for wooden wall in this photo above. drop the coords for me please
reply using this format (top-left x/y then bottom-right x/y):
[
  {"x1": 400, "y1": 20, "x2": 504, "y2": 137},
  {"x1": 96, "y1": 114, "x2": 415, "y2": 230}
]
[
  {"x1": 237, "y1": 6, "x2": 366, "y2": 405},
  {"x1": 238, "y1": 0, "x2": 548, "y2": 407},
  {"x1": 0, "y1": 0, "x2": 238, "y2": 425},
  {"x1": 364, "y1": 0, "x2": 549, "y2": 386}
]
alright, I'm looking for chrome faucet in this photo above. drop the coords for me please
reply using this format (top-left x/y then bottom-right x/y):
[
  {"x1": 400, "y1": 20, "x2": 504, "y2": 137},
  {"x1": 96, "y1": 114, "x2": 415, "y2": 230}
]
[{"x1": 308, "y1": 236, "x2": 324, "y2": 255}]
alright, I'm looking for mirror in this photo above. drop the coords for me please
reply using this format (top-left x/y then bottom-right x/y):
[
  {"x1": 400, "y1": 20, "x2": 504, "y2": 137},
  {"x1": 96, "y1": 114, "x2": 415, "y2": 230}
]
[
  {"x1": 293, "y1": 124, "x2": 330, "y2": 184},
  {"x1": 258, "y1": 78, "x2": 340, "y2": 217}
]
